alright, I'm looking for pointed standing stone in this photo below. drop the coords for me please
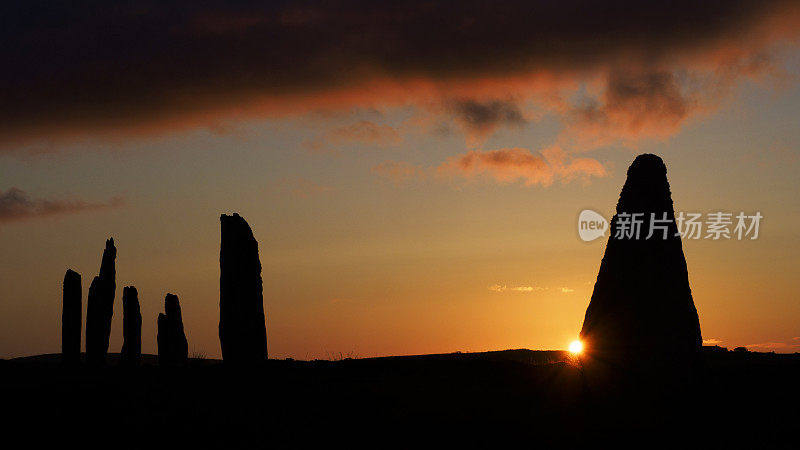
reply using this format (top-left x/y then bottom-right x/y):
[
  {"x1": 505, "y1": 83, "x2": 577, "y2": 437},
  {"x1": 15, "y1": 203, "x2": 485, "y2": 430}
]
[
  {"x1": 219, "y1": 213, "x2": 268, "y2": 364},
  {"x1": 157, "y1": 293, "x2": 188, "y2": 366},
  {"x1": 579, "y1": 154, "x2": 701, "y2": 363},
  {"x1": 86, "y1": 238, "x2": 116, "y2": 365},
  {"x1": 62, "y1": 269, "x2": 82, "y2": 364},
  {"x1": 121, "y1": 286, "x2": 142, "y2": 366}
]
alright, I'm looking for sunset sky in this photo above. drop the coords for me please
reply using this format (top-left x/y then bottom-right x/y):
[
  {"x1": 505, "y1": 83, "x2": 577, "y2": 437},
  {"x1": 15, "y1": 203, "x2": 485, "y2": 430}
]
[{"x1": 2, "y1": 1, "x2": 800, "y2": 359}]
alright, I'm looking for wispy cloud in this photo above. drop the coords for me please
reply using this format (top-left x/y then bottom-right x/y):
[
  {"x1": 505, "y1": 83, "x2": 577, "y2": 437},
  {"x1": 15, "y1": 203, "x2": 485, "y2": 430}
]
[
  {"x1": 745, "y1": 339, "x2": 800, "y2": 351},
  {"x1": 560, "y1": 287, "x2": 575, "y2": 293},
  {"x1": 489, "y1": 284, "x2": 547, "y2": 293},
  {"x1": 305, "y1": 120, "x2": 402, "y2": 153},
  {"x1": 437, "y1": 146, "x2": 607, "y2": 187},
  {"x1": 703, "y1": 338, "x2": 723, "y2": 345},
  {"x1": 328, "y1": 121, "x2": 402, "y2": 146},
  {"x1": 0, "y1": 187, "x2": 124, "y2": 223}
]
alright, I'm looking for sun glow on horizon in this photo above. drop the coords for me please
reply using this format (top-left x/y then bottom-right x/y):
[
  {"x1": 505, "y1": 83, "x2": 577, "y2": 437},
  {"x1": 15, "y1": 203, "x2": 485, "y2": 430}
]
[{"x1": 569, "y1": 340, "x2": 583, "y2": 355}]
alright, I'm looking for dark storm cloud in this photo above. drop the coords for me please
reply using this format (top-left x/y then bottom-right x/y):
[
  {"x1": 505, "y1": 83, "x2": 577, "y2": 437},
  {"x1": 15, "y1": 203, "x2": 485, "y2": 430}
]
[
  {"x1": 0, "y1": 0, "x2": 797, "y2": 145},
  {"x1": 0, "y1": 188, "x2": 124, "y2": 222}
]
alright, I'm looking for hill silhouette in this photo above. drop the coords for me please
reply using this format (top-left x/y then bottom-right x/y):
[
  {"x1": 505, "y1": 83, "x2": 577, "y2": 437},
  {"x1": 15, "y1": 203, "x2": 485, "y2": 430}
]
[{"x1": 3, "y1": 347, "x2": 800, "y2": 447}]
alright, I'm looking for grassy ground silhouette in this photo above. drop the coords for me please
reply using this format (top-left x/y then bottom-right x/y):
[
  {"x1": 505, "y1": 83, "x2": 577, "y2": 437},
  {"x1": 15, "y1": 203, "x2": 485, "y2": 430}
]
[{"x1": 3, "y1": 347, "x2": 799, "y2": 447}]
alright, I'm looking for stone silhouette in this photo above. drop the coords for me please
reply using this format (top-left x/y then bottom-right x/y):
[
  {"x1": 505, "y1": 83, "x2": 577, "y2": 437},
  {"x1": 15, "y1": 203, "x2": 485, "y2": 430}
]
[
  {"x1": 579, "y1": 154, "x2": 701, "y2": 363},
  {"x1": 62, "y1": 269, "x2": 82, "y2": 364},
  {"x1": 85, "y1": 238, "x2": 117, "y2": 365},
  {"x1": 157, "y1": 293, "x2": 188, "y2": 366},
  {"x1": 219, "y1": 213, "x2": 268, "y2": 364},
  {"x1": 121, "y1": 286, "x2": 142, "y2": 366}
]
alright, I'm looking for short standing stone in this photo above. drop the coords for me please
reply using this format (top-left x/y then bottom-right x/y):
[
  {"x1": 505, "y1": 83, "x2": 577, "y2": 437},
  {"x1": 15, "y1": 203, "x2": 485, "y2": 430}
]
[
  {"x1": 62, "y1": 269, "x2": 82, "y2": 364},
  {"x1": 121, "y1": 286, "x2": 141, "y2": 366},
  {"x1": 157, "y1": 293, "x2": 188, "y2": 366}
]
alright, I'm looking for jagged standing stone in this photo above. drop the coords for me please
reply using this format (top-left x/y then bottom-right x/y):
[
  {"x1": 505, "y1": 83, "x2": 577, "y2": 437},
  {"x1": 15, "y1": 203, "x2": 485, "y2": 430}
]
[
  {"x1": 62, "y1": 269, "x2": 82, "y2": 364},
  {"x1": 121, "y1": 286, "x2": 141, "y2": 366},
  {"x1": 86, "y1": 238, "x2": 116, "y2": 365},
  {"x1": 579, "y1": 154, "x2": 701, "y2": 364},
  {"x1": 157, "y1": 293, "x2": 188, "y2": 366},
  {"x1": 219, "y1": 213, "x2": 268, "y2": 364}
]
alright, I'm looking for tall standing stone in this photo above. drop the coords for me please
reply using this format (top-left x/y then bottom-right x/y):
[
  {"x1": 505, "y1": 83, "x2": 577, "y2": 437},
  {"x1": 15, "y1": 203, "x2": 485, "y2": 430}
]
[
  {"x1": 157, "y1": 293, "x2": 188, "y2": 366},
  {"x1": 579, "y1": 154, "x2": 701, "y2": 363},
  {"x1": 219, "y1": 213, "x2": 268, "y2": 363},
  {"x1": 62, "y1": 269, "x2": 82, "y2": 364},
  {"x1": 121, "y1": 286, "x2": 142, "y2": 366},
  {"x1": 86, "y1": 238, "x2": 116, "y2": 365}
]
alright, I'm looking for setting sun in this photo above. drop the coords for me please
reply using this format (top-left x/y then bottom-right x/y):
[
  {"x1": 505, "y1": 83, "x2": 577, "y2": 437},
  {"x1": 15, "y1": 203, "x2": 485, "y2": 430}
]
[{"x1": 569, "y1": 340, "x2": 583, "y2": 355}]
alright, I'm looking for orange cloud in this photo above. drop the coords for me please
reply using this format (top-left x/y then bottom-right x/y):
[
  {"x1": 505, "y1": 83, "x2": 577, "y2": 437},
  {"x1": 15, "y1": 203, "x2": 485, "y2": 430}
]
[
  {"x1": 562, "y1": 50, "x2": 781, "y2": 151},
  {"x1": 566, "y1": 70, "x2": 693, "y2": 149},
  {"x1": 437, "y1": 147, "x2": 607, "y2": 187},
  {"x1": 0, "y1": 188, "x2": 124, "y2": 223}
]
